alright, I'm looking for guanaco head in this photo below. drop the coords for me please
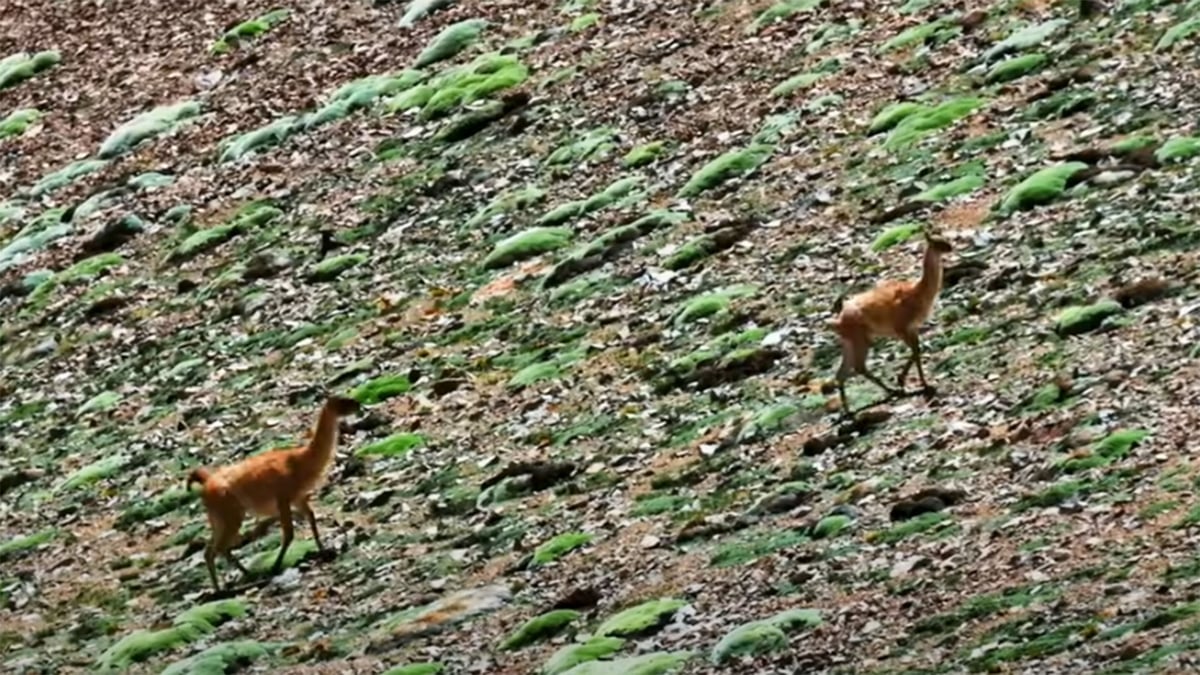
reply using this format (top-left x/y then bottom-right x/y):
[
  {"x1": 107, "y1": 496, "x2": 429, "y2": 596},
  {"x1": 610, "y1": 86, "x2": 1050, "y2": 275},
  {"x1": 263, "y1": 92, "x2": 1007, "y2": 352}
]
[
  {"x1": 923, "y1": 229, "x2": 953, "y2": 255},
  {"x1": 325, "y1": 395, "x2": 362, "y2": 417}
]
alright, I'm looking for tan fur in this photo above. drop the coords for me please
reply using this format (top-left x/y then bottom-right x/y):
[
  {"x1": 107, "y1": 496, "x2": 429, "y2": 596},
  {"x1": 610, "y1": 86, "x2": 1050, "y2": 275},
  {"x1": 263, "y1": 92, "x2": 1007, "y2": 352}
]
[
  {"x1": 832, "y1": 233, "x2": 952, "y2": 412},
  {"x1": 186, "y1": 396, "x2": 361, "y2": 591}
]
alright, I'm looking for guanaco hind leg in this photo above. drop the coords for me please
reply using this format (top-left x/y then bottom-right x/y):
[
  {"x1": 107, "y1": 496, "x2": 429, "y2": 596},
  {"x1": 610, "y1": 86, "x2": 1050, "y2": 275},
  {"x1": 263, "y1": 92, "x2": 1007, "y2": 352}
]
[{"x1": 296, "y1": 498, "x2": 323, "y2": 551}]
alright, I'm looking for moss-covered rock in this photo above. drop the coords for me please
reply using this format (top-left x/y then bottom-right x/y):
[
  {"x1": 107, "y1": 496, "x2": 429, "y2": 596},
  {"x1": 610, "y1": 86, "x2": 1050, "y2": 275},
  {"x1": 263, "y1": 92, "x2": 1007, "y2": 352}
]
[
  {"x1": 77, "y1": 390, "x2": 121, "y2": 415},
  {"x1": 543, "y1": 637, "x2": 625, "y2": 675},
  {"x1": 986, "y1": 52, "x2": 1047, "y2": 83},
  {"x1": 0, "y1": 107, "x2": 39, "y2": 140},
  {"x1": 211, "y1": 8, "x2": 290, "y2": 54},
  {"x1": 399, "y1": 0, "x2": 454, "y2": 27},
  {"x1": 811, "y1": 514, "x2": 853, "y2": 538},
  {"x1": 771, "y1": 71, "x2": 828, "y2": 97},
  {"x1": 98, "y1": 101, "x2": 201, "y2": 159},
  {"x1": 537, "y1": 176, "x2": 644, "y2": 227},
  {"x1": 483, "y1": 227, "x2": 573, "y2": 269},
  {"x1": 872, "y1": 222, "x2": 922, "y2": 251},
  {"x1": 883, "y1": 97, "x2": 985, "y2": 149},
  {"x1": 0, "y1": 50, "x2": 60, "y2": 90},
  {"x1": 595, "y1": 598, "x2": 686, "y2": 638},
  {"x1": 1156, "y1": 136, "x2": 1200, "y2": 164},
  {"x1": 414, "y1": 18, "x2": 489, "y2": 68},
  {"x1": 352, "y1": 374, "x2": 412, "y2": 404},
  {"x1": 982, "y1": 18, "x2": 1069, "y2": 60},
  {"x1": 710, "y1": 609, "x2": 822, "y2": 664},
  {"x1": 382, "y1": 665, "x2": 445, "y2": 675},
  {"x1": 914, "y1": 172, "x2": 985, "y2": 202},
  {"x1": 1157, "y1": 16, "x2": 1200, "y2": 50},
  {"x1": 217, "y1": 116, "x2": 299, "y2": 163},
  {"x1": 96, "y1": 600, "x2": 248, "y2": 671},
  {"x1": 57, "y1": 454, "x2": 129, "y2": 492},
  {"x1": 998, "y1": 162, "x2": 1088, "y2": 214},
  {"x1": 1054, "y1": 300, "x2": 1123, "y2": 336},
  {"x1": 533, "y1": 531, "x2": 592, "y2": 565},
  {"x1": 879, "y1": 17, "x2": 960, "y2": 53},
  {"x1": 115, "y1": 488, "x2": 195, "y2": 530},
  {"x1": 0, "y1": 528, "x2": 57, "y2": 562},
  {"x1": 622, "y1": 141, "x2": 666, "y2": 168},
  {"x1": 499, "y1": 609, "x2": 581, "y2": 651},
  {"x1": 29, "y1": 159, "x2": 109, "y2": 197},
  {"x1": 559, "y1": 652, "x2": 693, "y2": 675},
  {"x1": 170, "y1": 202, "x2": 282, "y2": 262},
  {"x1": 745, "y1": 0, "x2": 821, "y2": 34},
  {"x1": 356, "y1": 433, "x2": 426, "y2": 457},
  {"x1": 160, "y1": 640, "x2": 272, "y2": 675},
  {"x1": 546, "y1": 127, "x2": 616, "y2": 166},
  {"x1": 674, "y1": 284, "x2": 758, "y2": 326},
  {"x1": 465, "y1": 185, "x2": 546, "y2": 229},
  {"x1": 678, "y1": 144, "x2": 774, "y2": 198},
  {"x1": 308, "y1": 253, "x2": 366, "y2": 282},
  {"x1": 868, "y1": 101, "x2": 924, "y2": 134}
]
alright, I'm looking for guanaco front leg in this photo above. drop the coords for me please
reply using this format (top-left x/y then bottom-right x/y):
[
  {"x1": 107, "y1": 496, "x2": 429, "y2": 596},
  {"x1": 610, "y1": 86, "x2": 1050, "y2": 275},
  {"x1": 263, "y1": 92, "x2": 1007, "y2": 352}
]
[
  {"x1": 296, "y1": 498, "x2": 323, "y2": 552},
  {"x1": 900, "y1": 329, "x2": 932, "y2": 395},
  {"x1": 271, "y1": 498, "x2": 294, "y2": 575}
]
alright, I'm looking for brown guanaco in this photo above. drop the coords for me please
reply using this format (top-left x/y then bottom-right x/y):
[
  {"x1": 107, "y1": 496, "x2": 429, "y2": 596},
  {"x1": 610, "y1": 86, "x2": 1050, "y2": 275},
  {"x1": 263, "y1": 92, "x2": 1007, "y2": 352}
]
[
  {"x1": 186, "y1": 395, "x2": 361, "y2": 591},
  {"x1": 831, "y1": 230, "x2": 953, "y2": 413}
]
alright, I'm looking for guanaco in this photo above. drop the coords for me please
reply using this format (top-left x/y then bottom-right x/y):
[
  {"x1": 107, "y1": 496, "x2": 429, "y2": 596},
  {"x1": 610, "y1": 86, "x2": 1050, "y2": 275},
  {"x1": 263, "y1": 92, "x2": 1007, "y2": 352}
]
[
  {"x1": 186, "y1": 395, "x2": 361, "y2": 591},
  {"x1": 831, "y1": 230, "x2": 953, "y2": 413}
]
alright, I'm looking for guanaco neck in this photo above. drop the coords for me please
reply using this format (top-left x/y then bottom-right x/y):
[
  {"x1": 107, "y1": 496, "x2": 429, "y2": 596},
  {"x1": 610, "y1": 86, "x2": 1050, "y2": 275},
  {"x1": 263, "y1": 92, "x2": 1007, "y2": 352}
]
[
  {"x1": 914, "y1": 246, "x2": 945, "y2": 306},
  {"x1": 301, "y1": 403, "x2": 342, "y2": 465}
]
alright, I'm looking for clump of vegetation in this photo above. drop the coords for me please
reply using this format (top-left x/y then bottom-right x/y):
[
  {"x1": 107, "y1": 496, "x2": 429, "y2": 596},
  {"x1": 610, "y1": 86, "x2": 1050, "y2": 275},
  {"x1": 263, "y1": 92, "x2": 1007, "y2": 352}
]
[
  {"x1": 96, "y1": 600, "x2": 248, "y2": 671},
  {"x1": 464, "y1": 185, "x2": 546, "y2": 228},
  {"x1": 28, "y1": 159, "x2": 109, "y2": 197},
  {"x1": 623, "y1": 141, "x2": 666, "y2": 167},
  {"x1": 170, "y1": 201, "x2": 282, "y2": 262},
  {"x1": 982, "y1": 18, "x2": 1069, "y2": 60},
  {"x1": 710, "y1": 528, "x2": 808, "y2": 566},
  {"x1": 883, "y1": 97, "x2": 986, "y2": 149},
  {"x1": 674, "y1": 284, "x2": 758, "y2": 326},
  {"x1": 399, "y1": 0, "x2": 455, "y2": 27},
  {"x1": 710, "y1": 609, "x2": 822, "y2": 664},
  {"x1": 542, "y1": 637, "x2": 625, "y2": 675},
  {"x1": 545, "y1": 127, "x2": 616, "y2": 166},
  {"x1": 56, "y1": 454, "x2": 130, "y2": 492},
  {"x1": 1057, "y1": 428, "x2": 1149, "y2": 472},
  {"x1": 160, "y1": 640, "x2": 273, "y2": 675},
  {"x1": 879, "y1": 16, "x2": 960, "y2": 53},
  {"x1": 352, "y1": 374, "x2": 411, "y2": 404},
  {"x1": 745, "y1": 0, "x2": 821, "y2": 34},
  {"x1": 986, "y1": 52, "x2": 1047, "y2": 83},
  {"x1": 356, "y1": 433, "x2": 426, "y2": 458},
  {"x1": 0, "y1": 107, "x2": 39, "y2": 140},
  {"x1": 217, "y1": 115, "x2": 299, "y2": 163},
  {"x1": 0, "y1": 50, "x2": 60, "y2": 90},
  {"x1": 211, "y1": 8, "x2": 290, "y2": 54},
  {"x1": 532, "y1": 531, "x2": 593, "y2": 565},
  {"x1": 1156, "y1": 135, "x2": 1200, "y2": 164},
  {"x1": 413, "y1": 18, "x2": 489, "y2": 68},
  {"x1": 482, "y1": 227, "x2": 573, "y2": 269},
  {"x1": 997, "y1": 162, "x2": 1088, "y2": 214},
  {"x1": 868, "y1": 511, "x2": 952, "y2": 544},
  {"x1": 498, "y1": 609, "x2": 580, "y2": 650},
  {"x1": 914, "y1": 171, "x2": 985, "y2": 202},
  {"x1": 0, "y1": 528, "x2": 57, "y2": 562},
  {"x1": 1157, "y1": 16, "x2": 1200, "y2": 50},
  {"x1": 115, "y1": 489, "x2": 195, "y2": 530},
  {"x1": 308, "y1": 253, "x2": 366, "y2": 281},
  {"x1": 872, "y1": 222, "x2": 922, "y2": 251},
  {"x1": 1054, "y1": 300, "x2": 1124, "y2": 336},
  {"x1": 595, "y1": 598, "x2": 687, "y2": 637},
  {"x1": 537, "y1": 176, "x2": 644, "y2": 226}
]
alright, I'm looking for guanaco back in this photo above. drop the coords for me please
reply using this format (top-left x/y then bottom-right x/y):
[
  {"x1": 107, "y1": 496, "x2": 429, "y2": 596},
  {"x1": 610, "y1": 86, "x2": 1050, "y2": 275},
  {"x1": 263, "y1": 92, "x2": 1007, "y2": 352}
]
[
  {"x1": 186, "y1": 395, "x2": 361, "y2": 591},
  {"x1": 831, "y1": 230, "x2": 953, "y2": 413}
]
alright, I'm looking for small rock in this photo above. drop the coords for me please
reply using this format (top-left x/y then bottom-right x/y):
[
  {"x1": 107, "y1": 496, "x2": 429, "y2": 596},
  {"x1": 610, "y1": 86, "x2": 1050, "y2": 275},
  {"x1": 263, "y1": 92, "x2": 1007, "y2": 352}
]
[{"x1": 640, "y1": 534, "x2": 661, "y2": 549}]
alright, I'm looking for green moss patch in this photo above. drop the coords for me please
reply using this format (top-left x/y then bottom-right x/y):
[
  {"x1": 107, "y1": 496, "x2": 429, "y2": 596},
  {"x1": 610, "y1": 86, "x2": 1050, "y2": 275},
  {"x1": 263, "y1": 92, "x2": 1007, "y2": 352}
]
[
  {"x1": 211, "y1": 8, "x2": 290, "y2": 54},
  {"x1": 537, "y1": 175, "x2": 644, "y2": 226},
  {"x1": 98, "y1": 101, "x2": 201, "y2": 159},
  {"x1": 595, "y1": 598, "x2": 687, "y2": 638},
  {"x1": 399, "y1": 0, "x2": 454, "y2": 27},
  {"x1": 78, "y1": 390, "x2": 121, "y2": 415},
  {"x1": 746, "y1": 0, "x2": 821, "y2": 34},
  {"x1": 771, "y1": 70, "x2": 829, "y2": 97},
  {"x1": 308, "y1": 253, "x2": 366, "y2": 282},
  {"x1": 879, "y1": 17, "x2": 960, "y2": 53},
  {"x1": 57, "y1": 454, "x2": 130, "y2": 492},
  {"x1": 560, "y1": 652, "x2": 693, "y2": 675},
  {"x1": 1054, "y1": 299, "x2": 1123, "y2": 336},
  {"x1": 414, "y1": 18, "x2": 489, "y2": 68},
  {"x1": 914, "y1": 171, "x2": 985, "y2": 202},
  {"x1": 623, "y1": 141, "x2": 666, "y2": 167},
  {"x1": 247, "y1": 537, "x2": 318, "y2": 574},
  {"x1": 464, "y1": 185, "x2": 546, "y2": 228},
  {"x1": 96, "y1": 600, "x2": 248, "y2": 671},
  {"x1": 998, "y1": 162, "x2": 1088, "y2": 214},
  {"x1": 545, "y1": 127, "x2": 616, "y2": 166},
  {"x1": 812, "y1": 514, "x2": 853, "y2": 539},
  {"x1": 0, "y1": 108, "x2": 39, "y2": 140},
  {"x1": 872, "y1": 222, "x2": 922, "y2": 251},
  {"x1": 483, "y1": 227, "x2": 573, "y2": 269},
  {"x1": 217, "y1": 116, "x2": 299, "y2": 163},
  {"x1": 883, "y1": 97, "x2": 985, "y2": 149},
  {"x1": 1158, "y1": 17, "x2": 1200, "y2": 50},
  {"x1": 868, "y1": 101, "x2": 925, "y2": 134},
  {"x1": 914, "y1": 585, "x2": 1060, "y2": 635},
  {"x1": 382, "y1": 665, "x2": 445, "y2": 675},
  {"x1": 0, "y1": 528, "x2": 57, "y2": 562},
  {"x1": 678, "y1": 144, "x2": 773, "y2": 198},
  {"x1": 170, "y1": 201, "x2": 282, "y2": 262},
  {"x1": 982, "y1": 18, "x2": 1069, "y2": 60},
  {"x1": 352, "y1": 374, "x2": 412, "y2": 404},
  {"x1": 710, "y1": 528, "x2": 808, "y2": 566},
  {"x1": 543, "y1": 636, "x2": 625, "y2": 675},
  {"x1": 1156, "y1": 136, "x2": 1200, "y2": 164},
  {"x1": 0, "y1": 50, "x2": 60, "y2": 90},
  {"x1": 29, "y1": 159, "x2": 109, "y2": 197},
  {"x1": 868, "y1": 511, "x2": 952, "y2": 544},
  {"x1": 533, "y1": 531, "x2": 593, "y2": 565},
  {"x1": 311, "y1": 70, "x2": 426, "y2": 128},
  {"x1": 161, "y1": 640, "x2": 272, "y2": 675},
  {"x1": 356, "y1": 433, "x2": 426, "y2": 458},
  {"x1": 710, "y1": 609, "x2": 822, "y2": 664},
  {"x1": 674, "y1": 283, "x2": 758, "y2": 326},
  {"x1": 986, "y1": 52, "x2": 1047, "y2": 83},
  {"x1": 115, "y1": 488, "x2": 196, "y2": 530},
  {"x1": 1057, "y1": 428, "x2": 1149, "y2": 473},
  {"x1": 499, "y1": 609, "x2": 580, "y2": 650},
  {"x1": 543, "y1": 210, "x2": 689, "y2": 288}
]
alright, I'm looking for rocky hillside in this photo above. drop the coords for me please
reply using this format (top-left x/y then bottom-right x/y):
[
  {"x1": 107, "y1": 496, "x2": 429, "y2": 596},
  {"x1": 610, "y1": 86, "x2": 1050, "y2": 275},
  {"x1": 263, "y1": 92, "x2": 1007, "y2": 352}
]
[{"x1": 3, "y1": 0, "x2": 1200, "y2": 673}]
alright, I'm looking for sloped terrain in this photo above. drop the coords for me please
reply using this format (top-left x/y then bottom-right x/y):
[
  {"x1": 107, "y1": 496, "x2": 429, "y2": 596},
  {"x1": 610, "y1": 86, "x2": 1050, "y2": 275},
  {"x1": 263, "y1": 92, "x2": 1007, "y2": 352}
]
[{"x1": 3, "y1": 0, "x2": 1200, "y2": 673}]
